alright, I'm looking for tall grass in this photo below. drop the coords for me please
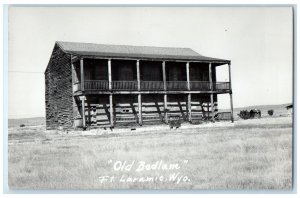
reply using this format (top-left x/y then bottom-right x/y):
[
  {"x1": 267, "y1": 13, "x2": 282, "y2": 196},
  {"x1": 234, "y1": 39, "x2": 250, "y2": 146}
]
[{"x1": 8, "y1": 117, "x2": 292, "y2": 189}]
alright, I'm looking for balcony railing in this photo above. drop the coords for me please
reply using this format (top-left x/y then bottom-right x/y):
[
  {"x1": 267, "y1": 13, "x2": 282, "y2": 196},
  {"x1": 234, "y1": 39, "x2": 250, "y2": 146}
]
[
  {"x1": 112, "y1": 81, "x2": 138, "y2": 90},
  {"x1": 85, "y1": 80, "x2": 109, "y2": 90},
  {"x1": 190, "y1": 81, "x2": 210, "y2": 91},
  {"x1": 141, "y1": 81, "x2": 164, "y2": 91},
  {"x1": 73, "y1": 80, "x2": 230, "y2": 92},
  {"x1": 215, "y1": 82, "x2": 230, "y2": 90},
  {"x1": 166, "y1": 81, "x2": 188, "y2": 91}
]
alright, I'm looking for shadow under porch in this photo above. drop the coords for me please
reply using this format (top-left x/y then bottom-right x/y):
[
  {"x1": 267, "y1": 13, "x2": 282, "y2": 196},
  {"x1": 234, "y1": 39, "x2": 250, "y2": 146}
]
[{"x1": 73, "y1": 93, "x2": 231, "y2": 128}]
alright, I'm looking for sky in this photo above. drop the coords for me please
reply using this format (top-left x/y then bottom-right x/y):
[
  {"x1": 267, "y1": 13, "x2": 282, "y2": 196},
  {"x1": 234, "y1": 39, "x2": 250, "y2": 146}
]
[{"x1": 8, "y1": 6, "x2": 293, "y2": 118}]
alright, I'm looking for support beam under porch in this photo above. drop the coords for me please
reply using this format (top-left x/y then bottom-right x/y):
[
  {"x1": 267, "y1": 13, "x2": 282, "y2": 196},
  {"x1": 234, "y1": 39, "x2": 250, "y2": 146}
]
[
  {"x1": 138, "y1": 94, "x2": 142, "y2": 125},
  {"x1": 164, "y1": 94, "x2": 168, "y2": 123},
  {"x1": 209, "y1": 63, "x2": 215, "y2": 122},
  {"x1": 79, "y1": 95, "x2": 86, "y2": 128},
  {"x1": 228, "y1": 62, "x2": 234, "y2": 123},
  {"x1": 109, "y1": 94, "x2": 114, "y2": 127}
]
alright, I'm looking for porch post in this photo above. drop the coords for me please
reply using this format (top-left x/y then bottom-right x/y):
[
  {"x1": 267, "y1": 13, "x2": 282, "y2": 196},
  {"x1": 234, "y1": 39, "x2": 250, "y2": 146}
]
[
  {"x1": 164, "y1": 94, "x2": 168, "y2": 123},
  {"x1": 162, "y1": 61, "x2": 166, "y2": 91},
  {"x1": 80, "y1": 58, "x2": 84, "y2": 92},
  {"x1": 109, "y1": 94, "x2": 114, "y2": 127},
  {"x1": 188, "y1": 94, "x2": 192, "y2": 122},
  {"x1": 186, "y1": 62, "x2": 190, "y2": 90},
  {"x1": 138, "y1": 94, "x2": 142, "y2": 125},
  {"x1": 136, "y1": 60, "x2": 140, "y2": 91},
  {"x1": 80, "y1": 96, "x2": 86, "y2": 128},
  {"x1": 108, "y1": 59, "x2": 112, "y2": 91},
  {"x1": 137, "y1": 60, "x2": 142, "y2": 125},
  {"x1": 209, "y1": 63, "x2": 215, "y2": 122},
  {"x1": 186, "y1": 62, "x2": 192, "y2": 122},
  {"x1": 228, "y1": 62, "x2": 234, "y2": 122},
  {"x1": 87, "y1": 103, "x2": 91, "y2": 126},
  {"x1": 162, "y1": 61, "x2": 168, "y2": 123}
]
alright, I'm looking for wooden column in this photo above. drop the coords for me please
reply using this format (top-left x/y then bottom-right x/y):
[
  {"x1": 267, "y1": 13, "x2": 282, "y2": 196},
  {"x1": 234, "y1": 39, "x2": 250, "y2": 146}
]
[
  {"x1": 230, "y1": 94, "x2": 234, "y2": 123},
  {"x1": 164, "y1": 94, "x2": 168, "y2": 123},
  {"x1": 79, "y1": 58, "x2": 86, "y2": 127},
  {"x1": 186, "y1": 62, "x2": 191, "y2": 122},
  {"x1": 136, "y1": 60, "x2": 140, "y2": 91},
  {"x1": 228, "y1": 62, "x2": 234, "y2": 122},
  {"x1": 188, "y1": 94, "x2": 192, "y2": 122},
  {"x1": 186, "y1": 62, "x2": 190, "y2": 90},
  {"x1": 80, "y1": 96, "x2": 86, "y2": 128},
  {"x1": 162, "y1": 61, "x2": 168, "y2": 123},
  {"x1": 137, "y1": 60, "x2": 142, "y2": 125},
  {"x1": 162, "y1": 61, "x2": 166, "y2": 91},
  {"x1": 109, "y1": 94, "x2": 114, "y2": 127},
  {"x1": 108, "y1": 59, "x2": 112, "y2": 91},
  {"x1": 138, "y1": 94, "x2": 142, "y2": 125},
  {"x1": 209, "y1": 63, "x2": 215, "y2": 122},
  {"x1": 80, "y1": 58, "x2": 84, "y2": 92},
  {"x1": 88, "y1": 103, "x2": 91, "y2": 126}
]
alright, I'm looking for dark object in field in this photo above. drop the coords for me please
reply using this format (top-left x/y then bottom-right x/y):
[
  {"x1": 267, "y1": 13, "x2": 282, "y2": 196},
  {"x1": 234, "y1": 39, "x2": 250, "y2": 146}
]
[
  {"x1": 238, "y1": 109, "x2": 261, "y2": 119},
  {"x1": 250, "y1": 109, "x2": 261, "y2": 118},
  {"x1": 20, "y1": 124, "x2": 25, "y2": 127},
  {"x1": 268, "y1": 109, "x2": 274, "y2": 116},
  {"x1": 286, "y1": 104, "x2": 293, "y2": 110},
  {"x1": 238, "y1": 110, "x2": 250, "y2": 119},
  {"x1": 169, "y1": 115, "x2": 181, "y2": 129}
]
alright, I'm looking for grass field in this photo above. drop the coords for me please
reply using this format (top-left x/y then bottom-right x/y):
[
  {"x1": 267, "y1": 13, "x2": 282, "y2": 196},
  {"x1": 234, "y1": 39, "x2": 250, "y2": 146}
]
[{"x1": 8, "y1": 111, "x2": 293, "y2": 190}]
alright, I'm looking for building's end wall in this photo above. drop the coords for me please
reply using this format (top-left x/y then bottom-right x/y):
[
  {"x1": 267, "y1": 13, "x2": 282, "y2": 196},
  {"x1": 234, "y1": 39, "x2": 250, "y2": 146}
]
[{"x1": 45, "y1": 44, "x2": 73, "y2": 130}]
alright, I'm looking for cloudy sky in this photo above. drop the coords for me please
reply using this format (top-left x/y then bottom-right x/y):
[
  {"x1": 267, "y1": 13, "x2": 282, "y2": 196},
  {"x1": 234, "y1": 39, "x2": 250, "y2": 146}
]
[{"x1": 8, "y1": 6, "x2": 293, "y2": 118}]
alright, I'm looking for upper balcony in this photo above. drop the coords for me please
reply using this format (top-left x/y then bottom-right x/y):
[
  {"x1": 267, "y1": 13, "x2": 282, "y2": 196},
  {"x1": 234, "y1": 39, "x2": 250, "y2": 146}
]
[
  {"x1": 73, "y1": 80, "x2": 230, "y2": 93},
  {"x1": 72, "y1": 58, "x2": 232, "y2": 94}
]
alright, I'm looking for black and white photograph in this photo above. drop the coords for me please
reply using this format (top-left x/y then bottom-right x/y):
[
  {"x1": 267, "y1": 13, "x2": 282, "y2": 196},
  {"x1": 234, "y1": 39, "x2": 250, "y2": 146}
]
[{"x1": 6, "y1": 5, "x2": 294, "y2": 191}]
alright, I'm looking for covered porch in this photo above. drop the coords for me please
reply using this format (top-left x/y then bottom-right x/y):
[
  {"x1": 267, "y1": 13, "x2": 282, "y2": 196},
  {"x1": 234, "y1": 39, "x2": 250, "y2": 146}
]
[
  {"x1": 74, "y1": 93, "x2": 232, "y2": 128},
  {"x1": 72, "y1": 58, "x2": 231, "y2": 93}
]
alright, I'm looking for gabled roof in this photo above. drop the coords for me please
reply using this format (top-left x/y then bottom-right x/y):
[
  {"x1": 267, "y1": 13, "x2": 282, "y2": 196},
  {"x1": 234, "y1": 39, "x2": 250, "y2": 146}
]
[{"x1": 56, "y1": 41, "x2": 230, "y2": 63}]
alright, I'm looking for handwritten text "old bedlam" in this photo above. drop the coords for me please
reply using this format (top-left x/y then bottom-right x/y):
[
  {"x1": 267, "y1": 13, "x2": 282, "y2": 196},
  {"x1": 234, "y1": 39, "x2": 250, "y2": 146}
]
[{"x1": 110, "y1": 160, "x2": 187, "y2": 172}]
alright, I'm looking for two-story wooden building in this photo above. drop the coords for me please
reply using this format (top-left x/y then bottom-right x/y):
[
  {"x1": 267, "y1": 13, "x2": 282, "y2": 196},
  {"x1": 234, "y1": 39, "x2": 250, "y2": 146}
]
[{"x1": 45, "y1": 41, "x2": 233, "y2": 129}]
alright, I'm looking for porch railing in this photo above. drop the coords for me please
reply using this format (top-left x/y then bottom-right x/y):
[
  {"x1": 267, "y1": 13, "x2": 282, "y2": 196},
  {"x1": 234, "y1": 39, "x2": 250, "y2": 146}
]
[
  {"x1": 190, "y1": 81, "x2": 211, "y2": 91},
  {"x1": 85, "y1": 80, "x2": 109, "y2": 90},
  {"x1": 112, "y1": 81, "x2": 138, "y2": 90},
  {"x1": 215, "y1": 82, "x2": 230, "y2": 90},
  {"x1": 141, "y1": 81, "x2": 164, "y2": 91},
  {"x1": 73, "y1": 80, "x2": 231, "y2": 92},
  {"x1": 166, "y1": 81, "x2": 188, "y2": 91}
]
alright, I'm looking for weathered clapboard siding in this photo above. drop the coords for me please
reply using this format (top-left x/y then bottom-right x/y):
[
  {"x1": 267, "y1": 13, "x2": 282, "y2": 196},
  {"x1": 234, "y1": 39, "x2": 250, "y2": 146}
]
[{"x1": 45, "y1": 44, "x2": 76, "y2": 129}]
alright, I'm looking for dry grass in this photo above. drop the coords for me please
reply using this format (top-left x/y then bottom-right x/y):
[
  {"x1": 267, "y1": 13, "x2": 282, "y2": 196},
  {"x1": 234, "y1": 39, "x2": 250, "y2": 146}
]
[{"x1": 8, "y1": 116, "x2": 292, "y2": 190}]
